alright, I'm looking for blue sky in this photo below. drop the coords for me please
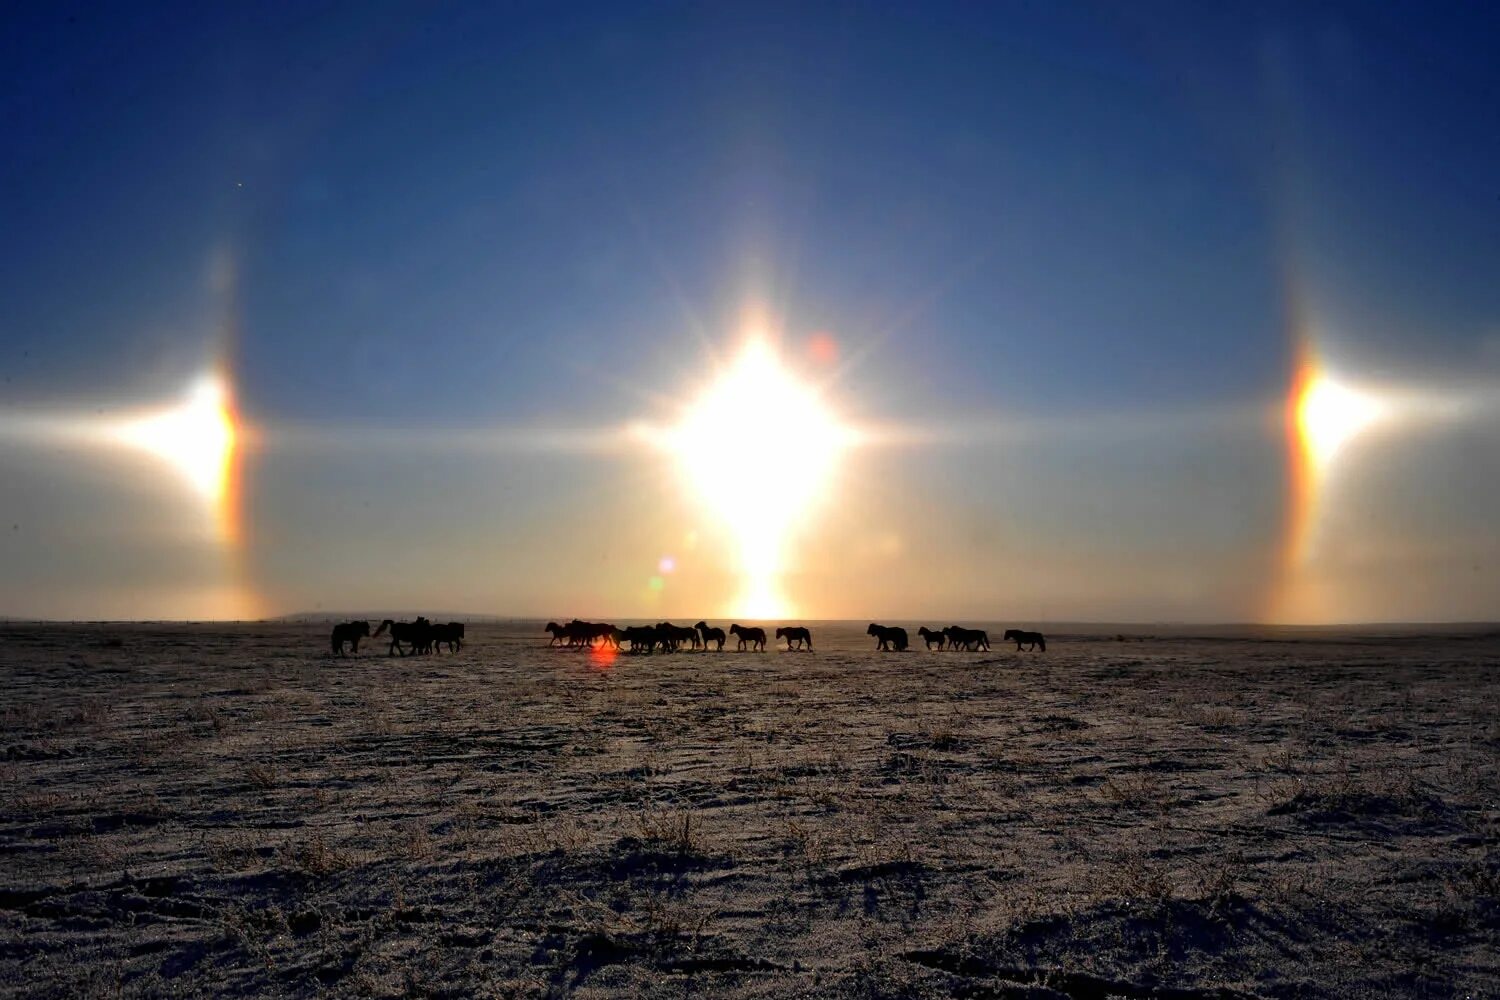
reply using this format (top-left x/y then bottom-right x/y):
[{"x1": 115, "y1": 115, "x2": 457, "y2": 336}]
[{"x1": 2, "y1": 2, "x2": 1497, "y2": 621}]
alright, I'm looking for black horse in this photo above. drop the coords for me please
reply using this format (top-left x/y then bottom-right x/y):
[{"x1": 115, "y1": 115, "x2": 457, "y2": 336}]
[
  {"x1": 430, "y1": 622, "x2": 465, "y2": 652},
  {"x1": 730, "y1": 624, "x2": 767, "y2": 651},
  {"x1": 657, "y1": 622, "x2": 700, "y2": 651},
  {"x1": 374, "y1": 617, "x2": 431, "y2": 656},
  {"x1": 695, "y1": 621, "x2": 726, "y2": 651},
  {"x1": 1004, "y1": 628, "x2": 1046, "y2": 651},
  {"x1": 330, "y1": 620, "x2": 369, "y2": 656},
  {"x1": 776, "y1": 626, "x2": 813, "y2": 650},
  {"x1": 916, "y1": 626, "x2": 946, "y2": 650},
  {"x1": 620, "y1": 625, "x2": 660, "y2": 653},
  {"x1": 867, "y1": 623, "x2": 908, "y2": 651},
  {"x1": 945, "y1": 626, "x2": 990, "y2": 651}
]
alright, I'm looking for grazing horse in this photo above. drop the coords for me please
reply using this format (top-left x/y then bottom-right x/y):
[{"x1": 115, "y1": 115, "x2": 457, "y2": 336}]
[
  {"x1": 430, "y1": 622, "x2": 465, "y2": 653},
  {"x1": 945, "y1": 626, "x2": 990, "y2": 651},
  {"x1": 330, "y1": 620, "x2": 370, "y2": 656},
  {"x1": 867, "y1": 623, "x2": 908, "y2": 651},
  {"x1": 695, "y1": 621, "x2": 726, "y2": 651},
  {"x1": 916, "y1": 626, "x2": 947, "y2": 650},
  {"x1": 374, "y1": 617, "x2": 431, "y2": 656},
  {"x1": 730, "y1": 624, "x2": 767, "y2": 651},
  {"x1": 775, "y1": 626, "x2": 813, "y2": 650},
  {"x1": 1004, "y1": 628, "x2": 1046, "y2": 651}
]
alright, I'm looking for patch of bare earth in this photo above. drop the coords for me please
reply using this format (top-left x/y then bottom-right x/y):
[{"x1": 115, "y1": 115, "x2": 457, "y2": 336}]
[{"x1": 0, "y1": 623, "x2": 1495, "y2": 997}]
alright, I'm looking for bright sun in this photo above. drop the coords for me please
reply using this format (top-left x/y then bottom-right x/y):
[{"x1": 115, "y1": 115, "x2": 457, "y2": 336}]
[
  {"x1": 112, "y1": 373, "x2": 238, "y2": 502},
  {"x1": 1296, "y1": 370, "x2": 1388, "y2": 473},
  {"x1": 666, "y1": 339, "x2": 850, "y2": 618}
]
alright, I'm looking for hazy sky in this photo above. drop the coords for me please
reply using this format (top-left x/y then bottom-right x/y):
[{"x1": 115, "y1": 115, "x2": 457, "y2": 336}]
[{"x1": 2, "y1": 2, "x2": 1498, "y2": 622}]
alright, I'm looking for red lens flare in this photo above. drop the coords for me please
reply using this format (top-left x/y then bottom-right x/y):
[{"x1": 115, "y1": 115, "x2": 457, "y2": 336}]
[
  {"x1": 589, "y1": 642, "x2": 618, "y2": 670},
  {"x1": 806, "y1": 332, "x2": 838, "y2": 365}
]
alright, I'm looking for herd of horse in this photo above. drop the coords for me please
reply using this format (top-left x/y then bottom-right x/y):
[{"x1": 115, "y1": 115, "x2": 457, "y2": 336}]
[
  {"x1": 876, "y1": 624, "x2": 1045, "y2": 652},
  {"x1": 330, "y1": 617, "x2": 465, "y2": 656},
  {"x1": 544, "y1": 619, "x2": 796, "y2": 653},
  {"x1": 329, "y1": 617, "x2": 1045, "y2": 657},
  {"x1": 546, "y1": 619, "x2": 1045, "y2": 654}
]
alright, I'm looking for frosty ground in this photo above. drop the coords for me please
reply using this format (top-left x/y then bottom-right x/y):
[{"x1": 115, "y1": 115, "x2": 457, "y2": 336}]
[{"x1": 1, "y1": 622, "x2": 1496, "y2": 998}]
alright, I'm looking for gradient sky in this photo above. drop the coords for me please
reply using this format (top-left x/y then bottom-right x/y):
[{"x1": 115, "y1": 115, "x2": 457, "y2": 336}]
[{"x1": 2, "y1": 1, "x2": 1498, "y2": 622}]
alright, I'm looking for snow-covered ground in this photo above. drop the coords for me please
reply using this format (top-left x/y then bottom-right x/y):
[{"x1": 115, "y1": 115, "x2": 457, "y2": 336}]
[{"x1": 2, "y1": 621, "x2": 1496, "y2": 997}]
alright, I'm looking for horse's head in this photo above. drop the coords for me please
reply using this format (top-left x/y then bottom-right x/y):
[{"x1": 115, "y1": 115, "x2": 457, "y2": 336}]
[
  {"x1": 775, "y1": 628, "x2": 786, "y2": 638},
  {"x1": 355, "y1": 621, "x2": 371, "y2": 637},
  {"x1": 867, "y1": 623, "x2": 881, "y2": 636},
  {"x1": 694, "y1": 621, "x2": 708, "y2": 630},
  {"x1": 545, "y1": 622, "x2": 562, "y2": 634},
  {"x1": 729, "y1": 624, "x2": 743, "y2": 635},
  {"x1": 1003, "y1": 629, "x2": 1019, "y2": 640}
]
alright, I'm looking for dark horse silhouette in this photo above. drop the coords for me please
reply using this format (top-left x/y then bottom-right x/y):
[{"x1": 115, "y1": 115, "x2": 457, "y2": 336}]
[
  {"x1": 330, "y1": 620, "x2": 370, "y2": 656},
  {"x1": 916, "y1": 626, "x2": 947, "y2": 650},
  {"x1": 867, "y1": 623, "x2": 908, "y2": 651},
  {"x1": 374, "y1": 617, "x2": 430, "y2": 656},
  {"x1": 730, "y1": 624, "x2": 767, "y2": 651},
  {"x1": 621, "y1": 624, "x2": 661, "y2": 653},
  {"x1": 945, "y1": 625, "x2": 990, "y2": 651},
  {"x1": 430, "y1": 622, "x2": 465, "y2": 652},
  {"x1": 775, "y1": 626, "x2": 813, "y2": 650},
  {"x1": 1004, "y1": 628, "x2": 1046, "y2": 651},
  {"x1": 657, "y1": 622, "x2": 700, "y2": 651},
  {"x1": 695, "y1": 621, "x2": 726, "y2": 651}
]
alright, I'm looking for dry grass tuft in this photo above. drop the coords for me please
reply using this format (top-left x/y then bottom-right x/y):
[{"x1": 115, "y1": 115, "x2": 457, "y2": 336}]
[
  {"x1": 633, "y1": 806, "x2": 705, "y2": 855},
  {"x1": 280, "y1": 830, "x2": 354, "y2": 877}
]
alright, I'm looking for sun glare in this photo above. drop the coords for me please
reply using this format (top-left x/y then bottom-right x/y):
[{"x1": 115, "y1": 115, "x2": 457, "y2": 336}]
[
  {"x1": 1273, "y1": 348, "x2": 1396, "y2": 622},
  {"x1": 1296, "y1": 370, "x2": 1388, "y2": 473},
  {"x1": 666, "y1": 339, "x2": 850, "y2": 617},
  {"x1": 112, "y1": 373, "x2": 239, "y2": 505}
]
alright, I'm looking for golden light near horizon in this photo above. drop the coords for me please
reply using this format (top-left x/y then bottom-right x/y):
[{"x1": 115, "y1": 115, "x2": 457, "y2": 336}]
[{"x1": 662, "y1": 338, "x2": 852, "y2": 618}]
